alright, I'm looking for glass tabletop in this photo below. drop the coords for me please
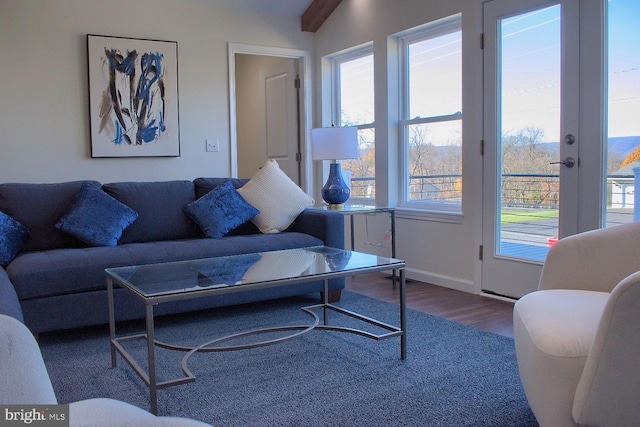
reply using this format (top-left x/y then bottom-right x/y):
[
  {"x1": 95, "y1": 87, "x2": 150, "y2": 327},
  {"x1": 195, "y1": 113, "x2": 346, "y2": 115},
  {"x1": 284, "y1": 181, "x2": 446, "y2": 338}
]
[
  {"x1": 105, "y1": 246, "x2": 404, "y2": 298},
  {"x1": 314, "y1": 204, "x2": 394, "y2": 214}
]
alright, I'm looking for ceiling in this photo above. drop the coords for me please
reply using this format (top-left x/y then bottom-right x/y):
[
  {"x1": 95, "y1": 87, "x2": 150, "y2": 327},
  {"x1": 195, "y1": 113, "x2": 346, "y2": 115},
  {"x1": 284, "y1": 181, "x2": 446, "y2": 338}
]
[
  {"x1": 210, "y1": 0, "x2": 340, "y2": 31},
  {"x1": 210, "y1": 0, "x2": 314, "y2": 17}
]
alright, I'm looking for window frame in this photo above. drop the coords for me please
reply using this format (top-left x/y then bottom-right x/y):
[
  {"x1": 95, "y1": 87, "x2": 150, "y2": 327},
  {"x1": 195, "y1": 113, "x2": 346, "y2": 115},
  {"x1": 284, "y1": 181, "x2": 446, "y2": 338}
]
[
  {"x1": 397, "y1": 14, "x2": 463, "y2": 214},
  {"x1": 329, "y1": 45, "x2": 376, "y2": 205}
]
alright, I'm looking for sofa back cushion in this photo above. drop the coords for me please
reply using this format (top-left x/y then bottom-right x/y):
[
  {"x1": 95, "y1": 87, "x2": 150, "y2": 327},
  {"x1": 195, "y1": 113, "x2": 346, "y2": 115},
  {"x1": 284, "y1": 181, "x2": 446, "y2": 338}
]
[
  {"x1": 193, "y1": 177, "x2": 249, "y2": 198},
  {"x1": 103, "y1": 181, "x2": 199, "y2": 243},
  {"x1": 0, "y1": 181, "x2": 101, "y2": 252},
  {"x1": 193, "y1": 178, "x2": 260, "y2": 235},
  {"x1": 0, "y1": 181, "x2": 100, "y2": 252}
]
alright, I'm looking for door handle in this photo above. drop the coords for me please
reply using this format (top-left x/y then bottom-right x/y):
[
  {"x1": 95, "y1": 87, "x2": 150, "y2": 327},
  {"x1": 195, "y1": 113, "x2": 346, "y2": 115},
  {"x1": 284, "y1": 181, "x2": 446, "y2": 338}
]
[{"x1": 550, "y1": 157, "x2": 576, "y2": 168}]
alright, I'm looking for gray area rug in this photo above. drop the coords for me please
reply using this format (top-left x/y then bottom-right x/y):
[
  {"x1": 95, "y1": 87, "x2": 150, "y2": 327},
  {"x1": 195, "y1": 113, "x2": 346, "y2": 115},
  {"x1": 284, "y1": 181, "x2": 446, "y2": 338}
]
[{"x1": 39, "y1": 291, "x2": 538, "y2": 426}]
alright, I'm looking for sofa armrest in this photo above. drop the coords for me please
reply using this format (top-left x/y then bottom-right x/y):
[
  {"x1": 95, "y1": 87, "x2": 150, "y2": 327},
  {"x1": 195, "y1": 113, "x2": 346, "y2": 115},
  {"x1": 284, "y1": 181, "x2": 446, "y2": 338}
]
[
  {"x1": 0, "y1": 267, "x2": 24, "y2": 323},
  {"x1": 539, "y1": 221, "x2": 640, "y2": 293},
  {"x1": 285, "y1": 209, "x2": 345, "y2": 249}
]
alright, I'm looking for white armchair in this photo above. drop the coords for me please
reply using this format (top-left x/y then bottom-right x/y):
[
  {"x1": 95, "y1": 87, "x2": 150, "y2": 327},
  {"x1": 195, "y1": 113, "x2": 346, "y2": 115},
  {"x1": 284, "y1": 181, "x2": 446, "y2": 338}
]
[
  {"x1": 513, "y1": 222, "x2": 640, "y2": 427},
  {"x1": 0, "y1": 314, "x2": 211, "y2": 426}
]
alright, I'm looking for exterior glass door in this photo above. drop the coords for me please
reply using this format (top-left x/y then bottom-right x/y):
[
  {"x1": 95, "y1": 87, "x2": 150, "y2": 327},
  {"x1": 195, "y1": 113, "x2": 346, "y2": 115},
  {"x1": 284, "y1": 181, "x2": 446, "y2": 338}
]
[
  {"x1": 483, "y1": 0, "x2": 640, "y2": 298},
  {"x1": 482, "y1": 0, "x2": 580, "y2": 298}
]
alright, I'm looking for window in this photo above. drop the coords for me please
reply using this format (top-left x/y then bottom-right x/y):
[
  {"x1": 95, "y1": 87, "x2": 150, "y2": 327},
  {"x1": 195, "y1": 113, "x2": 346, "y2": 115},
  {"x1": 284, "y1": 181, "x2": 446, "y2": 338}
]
[
  {"x1": 330, "y1": 47, "x2": 375, "y2": 201},
  {"x1": 605, "y1": 0, "x2": 640, "y2": 226},
  {"x1": 399, "y1": 14, "x2": 462, "y2": 212}
]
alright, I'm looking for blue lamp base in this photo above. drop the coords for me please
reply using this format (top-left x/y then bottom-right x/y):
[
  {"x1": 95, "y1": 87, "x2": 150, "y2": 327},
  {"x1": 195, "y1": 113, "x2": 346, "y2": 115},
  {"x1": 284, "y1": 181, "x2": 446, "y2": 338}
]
[{"x1": 322, "y1": 162, "x2": 351, "y2": 207}]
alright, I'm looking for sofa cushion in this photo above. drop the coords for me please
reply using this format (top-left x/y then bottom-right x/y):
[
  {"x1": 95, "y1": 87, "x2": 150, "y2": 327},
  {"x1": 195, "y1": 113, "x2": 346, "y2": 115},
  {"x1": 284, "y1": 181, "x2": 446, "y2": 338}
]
[
  {"x1": 7, "y1": 233, "x2": 324, "y2": 300},
  {"x1": 0, "y1": 211, "x2": 29, "y2": 266},
  {"x1": 184, "y1": 180, "x2": 259, "y2": 239},
  {"x1": 238, "y1": 160, "x2": 314, "y2": 234},
  {"x1": 103, "y1": 181, "x2": 199, "y2": 244},
  {"x1": 193, "y1": 177, "x2": 249, "y2": 199},
  {"x1": 193, "y1": 178, "x2": 261, "y2": 236},
  {"x1": 0, "y1": 181, "x2": 101, "y2": 252},
  {"x1": 55, "y1": 182, "x2": 138, "y2": 247}
]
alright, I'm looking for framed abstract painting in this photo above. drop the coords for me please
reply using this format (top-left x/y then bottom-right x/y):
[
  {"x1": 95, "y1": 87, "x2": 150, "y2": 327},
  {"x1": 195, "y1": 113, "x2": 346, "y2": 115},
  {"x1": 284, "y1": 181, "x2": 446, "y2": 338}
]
[{"x1": 87, "y1": 35, "x2": 180, "y2": 157}]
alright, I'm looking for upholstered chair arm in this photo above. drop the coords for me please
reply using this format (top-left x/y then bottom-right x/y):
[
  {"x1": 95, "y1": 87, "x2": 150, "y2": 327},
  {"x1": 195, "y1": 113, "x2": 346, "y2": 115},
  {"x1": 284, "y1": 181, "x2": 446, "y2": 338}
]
[
  {"x1": 0, "y1": 267, "x2": 24, "y2": 322},
  {"x1": 69, "y1": 398, "x2": 212, "y2": 426},
  {"x1": 0, "y1": 315, "x2": 211, "y2": 425},
  {"x1": 0, "y1": 314, "x2": 57, "y2": 405},
  {"x1": 572, "y1": 271, "x2": 640, "y2": 426},
  {"x1": 539, "y1": 222, "x2": 640, "y2": 292}
]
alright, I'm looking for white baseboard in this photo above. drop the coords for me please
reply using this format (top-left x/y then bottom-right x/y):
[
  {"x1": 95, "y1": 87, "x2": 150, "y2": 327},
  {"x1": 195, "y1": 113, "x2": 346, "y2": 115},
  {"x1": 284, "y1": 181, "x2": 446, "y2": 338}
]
[
  {"x1": 405, "y1": 268, "x2": 475, "y2": 294},
  {"x1": 480, "y1": 291, "x2": 518, "y2": 303}
]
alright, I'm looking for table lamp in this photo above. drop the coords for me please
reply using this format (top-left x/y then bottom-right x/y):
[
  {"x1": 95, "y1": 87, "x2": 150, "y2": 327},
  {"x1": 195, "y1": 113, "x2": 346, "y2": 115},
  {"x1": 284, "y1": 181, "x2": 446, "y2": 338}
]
[{"x1": 311, "y1": 126, "x2": 358, "y2": 207}]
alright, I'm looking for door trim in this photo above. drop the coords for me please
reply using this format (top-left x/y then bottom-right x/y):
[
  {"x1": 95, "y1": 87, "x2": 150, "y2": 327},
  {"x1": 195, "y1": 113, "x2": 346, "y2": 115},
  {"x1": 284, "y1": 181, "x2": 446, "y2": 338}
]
[
  {"x1": 576, "y1": 1, "x2": 606, "y2": 233},
  {"x1": 228, "y1": 43, "x2": 313, "y2": 194}
]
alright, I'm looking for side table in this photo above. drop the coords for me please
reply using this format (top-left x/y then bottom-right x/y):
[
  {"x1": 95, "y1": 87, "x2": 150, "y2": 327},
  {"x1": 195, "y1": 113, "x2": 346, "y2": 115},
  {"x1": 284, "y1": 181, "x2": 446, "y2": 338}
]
[{"x1": 316, "y1": 204, "x2": 397, "y2": 283}]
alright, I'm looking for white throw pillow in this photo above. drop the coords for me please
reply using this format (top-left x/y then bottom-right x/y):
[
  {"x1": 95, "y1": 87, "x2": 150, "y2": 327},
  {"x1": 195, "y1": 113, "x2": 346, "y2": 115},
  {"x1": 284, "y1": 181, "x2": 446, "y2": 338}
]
[{"x1": 238, "y1": 159, "x2": 314, "y2": 233}]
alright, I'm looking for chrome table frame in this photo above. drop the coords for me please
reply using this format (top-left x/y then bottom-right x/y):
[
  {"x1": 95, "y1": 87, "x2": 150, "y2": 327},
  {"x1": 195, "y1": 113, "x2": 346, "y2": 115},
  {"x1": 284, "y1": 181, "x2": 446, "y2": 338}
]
[
  {"x1": 106, "y1": 247, "x2": 406, "y2": 415},
  {"x1": 316, "y1": 204, "x2": 397, "y2": 284}
]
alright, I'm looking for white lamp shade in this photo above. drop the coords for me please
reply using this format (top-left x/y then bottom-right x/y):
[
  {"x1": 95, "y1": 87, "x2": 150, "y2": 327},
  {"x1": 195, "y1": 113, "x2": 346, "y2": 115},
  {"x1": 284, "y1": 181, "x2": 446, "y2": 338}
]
[{"x1": 311, "y1": 127, "x2": 358, "y2": 161}]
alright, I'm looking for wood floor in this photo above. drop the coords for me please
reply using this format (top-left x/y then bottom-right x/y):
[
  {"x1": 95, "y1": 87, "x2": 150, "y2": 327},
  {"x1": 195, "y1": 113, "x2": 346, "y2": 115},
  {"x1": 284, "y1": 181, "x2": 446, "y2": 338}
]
[{"x1": 346, "y1": 273, "x2": 516, "y2": 338}]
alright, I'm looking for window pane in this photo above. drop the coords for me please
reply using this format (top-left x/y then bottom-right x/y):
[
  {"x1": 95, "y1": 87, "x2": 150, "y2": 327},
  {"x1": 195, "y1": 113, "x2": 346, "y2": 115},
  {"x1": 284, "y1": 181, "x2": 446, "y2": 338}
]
[
  {"x1": 337, "y1": 52, "x2": 375, "y2": 200},
  {"x1": 339, "y1": 55, "x2": 374, "y2": 126},
  {"x1": 605, "y1": 0, "x2": 640, "y2": 227},
  {"x1": 498, "y1": 5, "x2": 561, "y2": 261},
  {"x1": 344, "y1": 128, "x2": 375, "y2": 198},
  {"x1": 407, "y1": 120, "x2": 461, "y2": 202},
  {"x1": 409, "y1": 30, "x2": 462, "y2": 119}
]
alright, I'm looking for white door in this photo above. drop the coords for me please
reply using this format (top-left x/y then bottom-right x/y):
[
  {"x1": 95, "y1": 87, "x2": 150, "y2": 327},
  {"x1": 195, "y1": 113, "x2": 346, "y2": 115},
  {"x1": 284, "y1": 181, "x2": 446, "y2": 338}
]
[
  {"x1": 481, "y1": 0, "x2": 601, "y2": 298},
  {"x1": 261, "y1": 60, "x2": 301, "y2": 184}
]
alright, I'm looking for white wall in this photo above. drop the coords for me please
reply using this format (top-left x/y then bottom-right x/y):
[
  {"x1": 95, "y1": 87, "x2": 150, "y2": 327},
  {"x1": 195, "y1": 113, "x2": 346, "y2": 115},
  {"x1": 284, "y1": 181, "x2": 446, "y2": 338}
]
[
  {"x1": 313, "y1": 0, "x2": 483, "y2": 293},
  {"x1": 0, "y1": 0, "x2": 313, "y2": 184}
]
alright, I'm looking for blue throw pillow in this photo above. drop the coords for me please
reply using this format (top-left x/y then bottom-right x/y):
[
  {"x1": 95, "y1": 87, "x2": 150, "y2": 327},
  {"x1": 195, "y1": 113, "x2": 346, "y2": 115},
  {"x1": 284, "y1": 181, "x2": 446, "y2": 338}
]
[
  {"x1": 0, "y1": 211, "x2": 29, "y2": 266},
  {"x1": 184, "y1": 180, "x2": 259, "y2": 239},
  {"x1": 55, "y1": 182, "x2": 138, "y2": 247}
]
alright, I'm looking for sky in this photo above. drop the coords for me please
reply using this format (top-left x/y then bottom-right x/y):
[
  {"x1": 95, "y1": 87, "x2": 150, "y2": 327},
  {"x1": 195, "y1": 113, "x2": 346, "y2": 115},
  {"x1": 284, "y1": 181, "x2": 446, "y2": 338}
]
[
  {"x1": 502, "y1": 0, "x2": 640, "y2": 141},
  {"x1": 607, "y1": 0, "x2": 640, "y2": 138}
]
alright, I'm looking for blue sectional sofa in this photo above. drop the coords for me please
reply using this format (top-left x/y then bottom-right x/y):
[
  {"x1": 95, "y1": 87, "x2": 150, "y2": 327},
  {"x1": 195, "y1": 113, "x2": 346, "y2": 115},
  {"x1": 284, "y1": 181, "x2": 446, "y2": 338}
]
[{"x1": 0, "y1": 178, "x2": 344, "y2": 333}]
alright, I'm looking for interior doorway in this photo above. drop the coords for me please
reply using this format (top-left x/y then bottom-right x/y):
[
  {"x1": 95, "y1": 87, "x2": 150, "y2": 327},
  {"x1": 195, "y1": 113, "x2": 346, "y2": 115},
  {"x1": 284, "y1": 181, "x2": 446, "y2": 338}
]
[
  {"x1": 228, "y1": 44, "x2": 312, "y2": 191},
  {"x1": 235, "y1": 55, "x2": 300, "y2": 182}
]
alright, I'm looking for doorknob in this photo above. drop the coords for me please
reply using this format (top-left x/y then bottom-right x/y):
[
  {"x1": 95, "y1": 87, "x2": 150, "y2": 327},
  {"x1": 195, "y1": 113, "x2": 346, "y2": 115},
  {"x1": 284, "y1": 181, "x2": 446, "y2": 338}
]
[{"x1": 550, "y1": 157, "x2": 576, "y2": 168}]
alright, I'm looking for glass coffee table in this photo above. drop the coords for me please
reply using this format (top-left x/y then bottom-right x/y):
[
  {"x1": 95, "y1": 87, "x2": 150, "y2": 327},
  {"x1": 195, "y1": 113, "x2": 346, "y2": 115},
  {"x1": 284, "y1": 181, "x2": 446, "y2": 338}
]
[{"x1": 105, "y1": 246, "x2": 406, "y2": 414}]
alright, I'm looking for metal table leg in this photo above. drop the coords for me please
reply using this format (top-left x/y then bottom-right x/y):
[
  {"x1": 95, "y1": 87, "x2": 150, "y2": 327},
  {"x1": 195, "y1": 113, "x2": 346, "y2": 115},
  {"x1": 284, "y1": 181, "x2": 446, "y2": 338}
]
[
  {"x1": 107, "y1": 278, "x2": 117, "y2": 368},
  {"x1": 400, "y1": 268, "x2": 406, "y2": 360},
  {"x1": 391, "y1": 209, "x2": 397, "y2": 286},
  {"x1": 146, "y1": 305, "x2": 158, "y2": 415}
]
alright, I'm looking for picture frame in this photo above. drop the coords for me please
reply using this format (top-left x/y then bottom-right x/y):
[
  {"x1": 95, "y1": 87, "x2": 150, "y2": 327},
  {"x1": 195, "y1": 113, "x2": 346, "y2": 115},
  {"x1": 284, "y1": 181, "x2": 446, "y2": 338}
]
[{"x1": 87, "y1": 35, "x2": 180, "y2": 157}]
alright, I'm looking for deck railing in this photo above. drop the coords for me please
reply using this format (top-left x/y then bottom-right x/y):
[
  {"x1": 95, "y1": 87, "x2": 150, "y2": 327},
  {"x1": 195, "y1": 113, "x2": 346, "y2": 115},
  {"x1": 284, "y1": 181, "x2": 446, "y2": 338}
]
[{"x1": 350, "y1": 172, "x2": 634, "y2": 223}]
